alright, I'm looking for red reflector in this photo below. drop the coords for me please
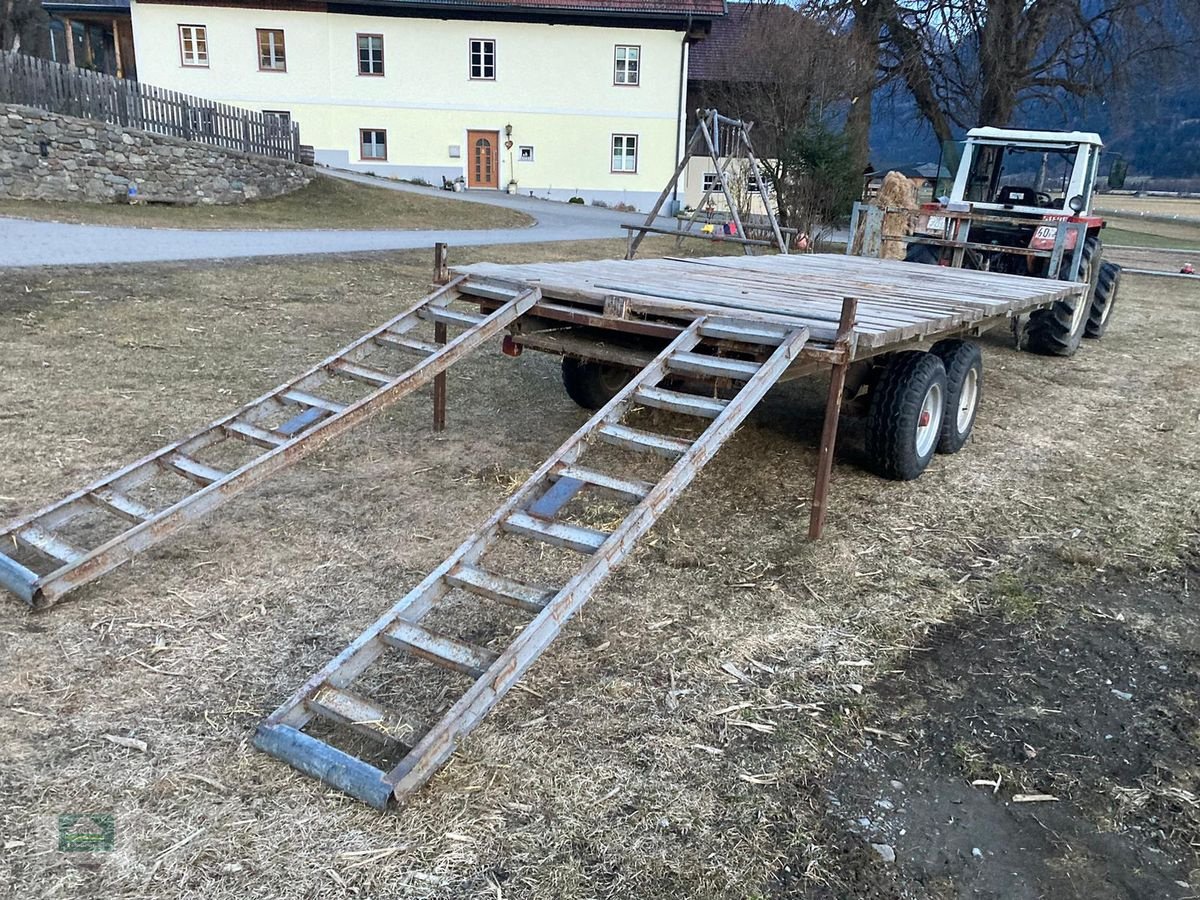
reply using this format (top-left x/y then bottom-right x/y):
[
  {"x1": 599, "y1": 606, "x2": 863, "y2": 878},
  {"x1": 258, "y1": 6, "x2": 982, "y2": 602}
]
[
  {"x1": 501, "y1": 335, "x2": 522, "y2": 357},
  {"x1": 919, "y1": 410, "x2": 931, "y2": 426}
]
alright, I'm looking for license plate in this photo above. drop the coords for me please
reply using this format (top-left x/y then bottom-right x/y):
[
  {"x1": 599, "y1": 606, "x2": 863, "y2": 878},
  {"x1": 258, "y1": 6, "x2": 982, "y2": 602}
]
[
  {"x1": 927, "y1": 216, "x2": 947, "y2": 232},
  {"x1": 1034, "y1": 225, "x2": 1058, "y2": 239}
]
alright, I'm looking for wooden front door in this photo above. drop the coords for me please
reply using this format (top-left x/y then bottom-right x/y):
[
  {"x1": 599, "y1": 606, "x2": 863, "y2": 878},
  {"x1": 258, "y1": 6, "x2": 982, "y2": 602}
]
[{"x1": 467, "y1": 130, "x2": 499, "y2": 189}]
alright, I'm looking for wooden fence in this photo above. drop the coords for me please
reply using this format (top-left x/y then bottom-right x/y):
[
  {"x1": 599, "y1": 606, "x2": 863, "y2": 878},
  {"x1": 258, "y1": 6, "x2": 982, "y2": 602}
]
[{"x1": 0, "y1": 49, "x2": 301, "y2": 162}]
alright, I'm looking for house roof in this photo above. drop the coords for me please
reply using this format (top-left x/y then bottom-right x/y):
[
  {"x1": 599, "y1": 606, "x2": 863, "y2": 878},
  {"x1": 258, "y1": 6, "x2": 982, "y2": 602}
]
[
  {"x1": 41, "y1": 0, "x2": 129, "y2": 11},
  {"x1": 688, "y1": 1, "x2": 794, "y2": 79},
  {"x1": 138, "y1": 0, "x2": 727, "y2": 19},
  {"x1": 391, "y1": 0, "x2": 726, "y2": 13}
]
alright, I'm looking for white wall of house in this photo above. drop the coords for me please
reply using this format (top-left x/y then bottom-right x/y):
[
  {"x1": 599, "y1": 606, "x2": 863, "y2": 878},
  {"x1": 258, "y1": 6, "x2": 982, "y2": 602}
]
[
  {"x1": 130, "y1": 2, "x2": 691, "y2": 210},
  {"x1": 681, "y1": 156, "x2": 776, "y2": 217}
]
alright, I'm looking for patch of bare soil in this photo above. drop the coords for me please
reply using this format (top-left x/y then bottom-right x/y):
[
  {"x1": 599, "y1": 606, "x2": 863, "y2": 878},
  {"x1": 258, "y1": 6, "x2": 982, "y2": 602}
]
[{"x1": 805, "y1": 570, "x2": 1200, "y2": 900}]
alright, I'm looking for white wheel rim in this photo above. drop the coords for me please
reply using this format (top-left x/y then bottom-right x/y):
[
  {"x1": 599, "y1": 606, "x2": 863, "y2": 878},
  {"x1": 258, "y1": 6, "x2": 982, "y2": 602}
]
[
  {"x1": 915, "y1": 382, "x2": 943, "y2": 458},
  {"x1": 957, "y1": 367, "x2": 979, "y2": 433},
  {"x1": 1099, "y1": 284, "x2": 1116, "y2": 325},
  {"x1": 1069, "y1": 258, "x2": 1095, "y2": 334},
  {"x1": 1068, "y1": 290, "x2": 1089, "y2": 334}
]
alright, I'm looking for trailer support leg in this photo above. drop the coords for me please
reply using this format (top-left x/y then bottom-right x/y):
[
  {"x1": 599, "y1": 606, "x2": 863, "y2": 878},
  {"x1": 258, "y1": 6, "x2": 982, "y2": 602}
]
[
  {"x1": 808, "y1": 297, "x2": 858, "y2": 540},
  {"x1": 432, "y1": 243, "x2": 450, "y2": 432},
  {"x1": 433, "y1": 322, "x2": 448, "y2": 433}
]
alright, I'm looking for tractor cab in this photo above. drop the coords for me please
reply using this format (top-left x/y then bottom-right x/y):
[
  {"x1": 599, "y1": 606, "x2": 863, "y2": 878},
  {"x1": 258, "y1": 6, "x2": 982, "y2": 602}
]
[
  {"x1": 912, "y1": 127, "x2": 1107, "y2": 277},
  {"x1": 950, "y1": 127, "x2": 1103, "y2": 218}
]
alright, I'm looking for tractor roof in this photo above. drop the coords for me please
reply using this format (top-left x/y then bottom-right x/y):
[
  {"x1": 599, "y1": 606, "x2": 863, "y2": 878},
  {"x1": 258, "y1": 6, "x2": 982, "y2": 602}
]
[{"x1": 966, "y1": 126, "x2": 1103, "y2": 147}]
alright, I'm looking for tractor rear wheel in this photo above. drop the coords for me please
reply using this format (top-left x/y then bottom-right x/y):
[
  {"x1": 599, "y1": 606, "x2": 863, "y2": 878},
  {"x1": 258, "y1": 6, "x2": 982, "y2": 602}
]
[
  {"x1": 1025, "y1": 235, "x2": 1100, "y2": 357},
  {"x1": 929, "y1": 340, "x2": 983, "y2": 454},
  {"x1": 864, "y1": 351, "x2": 947, "y2": 481},
  {"x1": 561, "y1": 358, "x2": 631, "y2": 410},
  {"x1": 1085, "y1": 261, "x2": 1122, "y2": 339}
]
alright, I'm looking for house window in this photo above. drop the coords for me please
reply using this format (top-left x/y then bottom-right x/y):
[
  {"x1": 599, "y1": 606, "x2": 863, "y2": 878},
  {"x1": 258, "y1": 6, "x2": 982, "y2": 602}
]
[
  {"x1": 187, "y1": 106, "x2": 215, "y2": 135},
  {"x1": 264, "y1": 110, "x2": 292, "y2": 138},
  {"x1": 257, "y1": 29, "x2": 286, "y2": 71},
  {"x1": 360, "y1": 129, "x2": 387, "y2": 161},
  {"x1": 179, "y1": 25, "x2": 208, "y2": 67},
  {"x1": 357, "y1": 34, "x2": 383, "y2": 76},
  {"x1": 702, "y1": 172, "x2": 722, "y2": 193},
  {"x1": 614, "y1": 45, "x2": 639, "y2": 85},
  {"x1": 469, "y1": 39, "x2": 495, "y2": 80},
  {"x1": 611, "y1": 134, "x2": 637, "y2": 173}
]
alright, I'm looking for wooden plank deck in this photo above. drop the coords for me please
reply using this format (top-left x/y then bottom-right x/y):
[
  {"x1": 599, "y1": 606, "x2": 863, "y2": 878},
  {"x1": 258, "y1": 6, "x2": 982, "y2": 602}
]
[{"x1": 454, "y1": 254, "x2": 1085, "y2": 351}]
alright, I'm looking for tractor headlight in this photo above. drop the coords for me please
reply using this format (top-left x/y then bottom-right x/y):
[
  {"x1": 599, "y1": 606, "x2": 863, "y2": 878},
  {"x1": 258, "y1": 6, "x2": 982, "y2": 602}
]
[{"x1": 1068, "y1": 194, "x2": 1085, "y2": 213}]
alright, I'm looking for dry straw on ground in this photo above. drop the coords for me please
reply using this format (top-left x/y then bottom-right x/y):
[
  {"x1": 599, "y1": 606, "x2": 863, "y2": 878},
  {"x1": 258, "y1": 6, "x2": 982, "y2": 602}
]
[{"x1": 0, "y1": 239, "x2": 1197, "y2": 898}]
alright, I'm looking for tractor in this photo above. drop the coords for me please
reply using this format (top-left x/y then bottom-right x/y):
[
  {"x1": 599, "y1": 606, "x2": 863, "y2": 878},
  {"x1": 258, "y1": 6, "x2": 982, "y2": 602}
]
[{"x1": 905, "y1": 127, "x2": 1122, "y2": 356}]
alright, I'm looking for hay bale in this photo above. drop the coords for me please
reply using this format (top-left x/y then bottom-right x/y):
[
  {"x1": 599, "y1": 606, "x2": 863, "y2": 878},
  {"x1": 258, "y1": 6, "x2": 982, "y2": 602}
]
[
  {"x1": 850, "y1": 171, "x2": 920, "y2": 259},
  {"x1": 877, "y1": 171, "x2": 918, "y2": 260}
]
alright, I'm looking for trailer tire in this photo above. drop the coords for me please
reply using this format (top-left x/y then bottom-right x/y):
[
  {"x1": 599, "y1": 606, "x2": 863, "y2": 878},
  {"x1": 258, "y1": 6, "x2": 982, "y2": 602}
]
[
  {"x1": 929, "y1": 340, "x2": 982, "y2": 454},
  {"x1": 561, "y1": 358, "x2": 631, "y2": 410},
  {"x1": 1084, "y1": 261, "x2": 1121, "y2": 339},
  {"x1": 865, "y1": 351, "x2": 948, "y2": 481},
  {"x1": 1025, "y1": 235, "x2": 1100, "y2": 357}
]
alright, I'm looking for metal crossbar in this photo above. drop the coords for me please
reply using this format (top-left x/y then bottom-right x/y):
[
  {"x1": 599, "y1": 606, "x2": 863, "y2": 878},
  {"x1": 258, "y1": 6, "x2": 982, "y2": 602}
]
[
  {"x1": 0, "y1": 278, "x2": 540, "y2": 608},
  {"x1": 255, "y1": 315, "x2": 810, "y2": 808}
]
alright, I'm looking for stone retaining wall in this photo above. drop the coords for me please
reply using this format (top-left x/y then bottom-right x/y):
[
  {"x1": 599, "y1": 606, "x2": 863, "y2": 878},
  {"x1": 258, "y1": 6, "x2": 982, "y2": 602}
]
[{"x1": 0, "y1": 104, "x2": 312, "y2": 204}]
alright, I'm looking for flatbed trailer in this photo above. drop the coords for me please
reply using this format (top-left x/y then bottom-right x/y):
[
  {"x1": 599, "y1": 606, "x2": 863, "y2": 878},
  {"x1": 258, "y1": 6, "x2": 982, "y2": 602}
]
[
  {"x1": 252, "y1": 252, "x2": 1086, "y2": 809},
  {"x1": 4, "y1": 247, "x2": 1087, "y2": 811}
]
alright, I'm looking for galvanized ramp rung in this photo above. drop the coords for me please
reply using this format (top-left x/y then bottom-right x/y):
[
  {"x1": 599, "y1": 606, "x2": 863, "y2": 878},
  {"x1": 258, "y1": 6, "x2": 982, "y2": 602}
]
[
  {"x1": 0, "y1": 277, "x2": 541, "y2": 608},
  {"x1": 667, "y1": 351, "x2": 760, "y2": 380},
  {"x1": 445, "y1": 565, "x2": 555, "y2": 612},
  {"x1": 224, "y1": 420, "x2": 287, "y2": 449},
  {"x1": 502, "y1": 512, "x2": 608, "y2": 554},
  {"x1": 88, "y1": 489, "x2": 153, "y2": 524},
  {"x1": 555, "y1": 466, "x2": 654, "y2": 503},
  {"x1": 380, "y1": 621, "x2": 498, "y2": 678},
  {"x1": 596, "y1": 422, "x2": 692, "y2": 458},
  {"x1": 306, "y1": 685, "x2": 426, "y2": 748},
  {"x1": 634, "y1": 385, "x2": 727, "y2": 418},
  {"x1": 255, "y1": 315, "x2": 811, "y2": 808}
]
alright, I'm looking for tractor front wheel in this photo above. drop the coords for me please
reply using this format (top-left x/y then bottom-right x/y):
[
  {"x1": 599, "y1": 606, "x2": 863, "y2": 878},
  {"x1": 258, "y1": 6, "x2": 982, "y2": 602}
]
[{"x1": 1025, "y1": 235, "x2": 1100, "y2": 357}]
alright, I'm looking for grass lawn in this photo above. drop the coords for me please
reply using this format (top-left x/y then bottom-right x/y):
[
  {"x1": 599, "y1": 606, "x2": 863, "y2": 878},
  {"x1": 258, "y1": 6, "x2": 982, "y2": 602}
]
[
  {"x1": 1102, "y1": 217, "x2": 1200, "y2": 250},
  {"x1": 0, "y1": 173, "x2": 534, "y2": 231},
  {"x1": 1, "y1": 242, "x2": 1197, "y2": 898}
]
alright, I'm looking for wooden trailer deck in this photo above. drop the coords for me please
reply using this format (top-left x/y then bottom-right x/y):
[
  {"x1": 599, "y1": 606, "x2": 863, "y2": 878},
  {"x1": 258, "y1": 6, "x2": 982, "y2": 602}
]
[{"x1": 453, "y1": 253, "x2": 1086, "y2": 354}]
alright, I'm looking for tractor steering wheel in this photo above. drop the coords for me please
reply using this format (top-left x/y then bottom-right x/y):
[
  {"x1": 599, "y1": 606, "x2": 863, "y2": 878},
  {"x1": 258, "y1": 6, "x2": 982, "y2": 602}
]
[{"x1": 1036, "y1": 191, "x2": 1053, "y2": 207}]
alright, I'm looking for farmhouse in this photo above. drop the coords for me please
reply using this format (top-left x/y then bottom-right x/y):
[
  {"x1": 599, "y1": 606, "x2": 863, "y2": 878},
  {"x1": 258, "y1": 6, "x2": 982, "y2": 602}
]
[{"x1": 126, "y1": 0, "x2": 724, "y2": 208}]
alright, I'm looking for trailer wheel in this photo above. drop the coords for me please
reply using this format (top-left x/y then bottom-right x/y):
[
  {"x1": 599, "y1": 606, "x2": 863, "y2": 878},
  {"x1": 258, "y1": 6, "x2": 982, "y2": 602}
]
[
  {"x1": 865, "y1": 351, "x2": 948, "y2": 481},
  {"x1": 1026, "y1": 235, "x2": 1100, "y2": 357},
  {"x1": 1084, "y1": 261, "x2": 1121, "y2": 339},
  {"x1": 561, "y1": 358, "x2": 631, "y2": 410},
  {"x1": 929, "y1": 340, "x2": 983, "y2": 454}
]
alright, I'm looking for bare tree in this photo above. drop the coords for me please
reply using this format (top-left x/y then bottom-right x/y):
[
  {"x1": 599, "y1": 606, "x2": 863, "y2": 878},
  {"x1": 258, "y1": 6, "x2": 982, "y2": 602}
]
[
  {"x1": 690, "y1": 3, "x2": 863, "y2": 230},
  {"x1": 878, "y1": 0, "x2": 1193, "y2": 140},
  {"x1": 0, "y1": 0, "x2": 50, "y2": 55}
]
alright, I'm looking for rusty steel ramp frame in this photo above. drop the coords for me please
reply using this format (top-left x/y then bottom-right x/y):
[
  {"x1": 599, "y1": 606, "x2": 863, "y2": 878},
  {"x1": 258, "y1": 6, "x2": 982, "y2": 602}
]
[
  {"x1": 254, "y1": 314, "x2": 811, "y2": 808},
  {"x1": 0, "y1": 278, "x2": 541, "y2": 609}
]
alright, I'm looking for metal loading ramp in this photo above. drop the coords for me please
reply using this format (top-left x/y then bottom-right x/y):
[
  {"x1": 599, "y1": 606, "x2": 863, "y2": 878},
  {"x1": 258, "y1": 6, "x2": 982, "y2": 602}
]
[
  {"x1": 254, "y1": 316, "x2": 810, "y2": 808},
  {"x1": 0, "y1": 276, "x2": 540, "y2": 609}
]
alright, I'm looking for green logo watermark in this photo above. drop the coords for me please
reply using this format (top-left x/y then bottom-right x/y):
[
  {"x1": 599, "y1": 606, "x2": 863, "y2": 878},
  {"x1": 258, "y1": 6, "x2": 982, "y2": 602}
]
[{"x1": 58, "y1": 814, "x2": 114, "y2": 852}]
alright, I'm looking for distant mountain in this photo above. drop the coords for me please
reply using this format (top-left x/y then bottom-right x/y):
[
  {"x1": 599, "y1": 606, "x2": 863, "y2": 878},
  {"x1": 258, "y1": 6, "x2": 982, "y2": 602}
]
[{"x1": 868, "y1": 3, "x2": 1200, "y2": 182}]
